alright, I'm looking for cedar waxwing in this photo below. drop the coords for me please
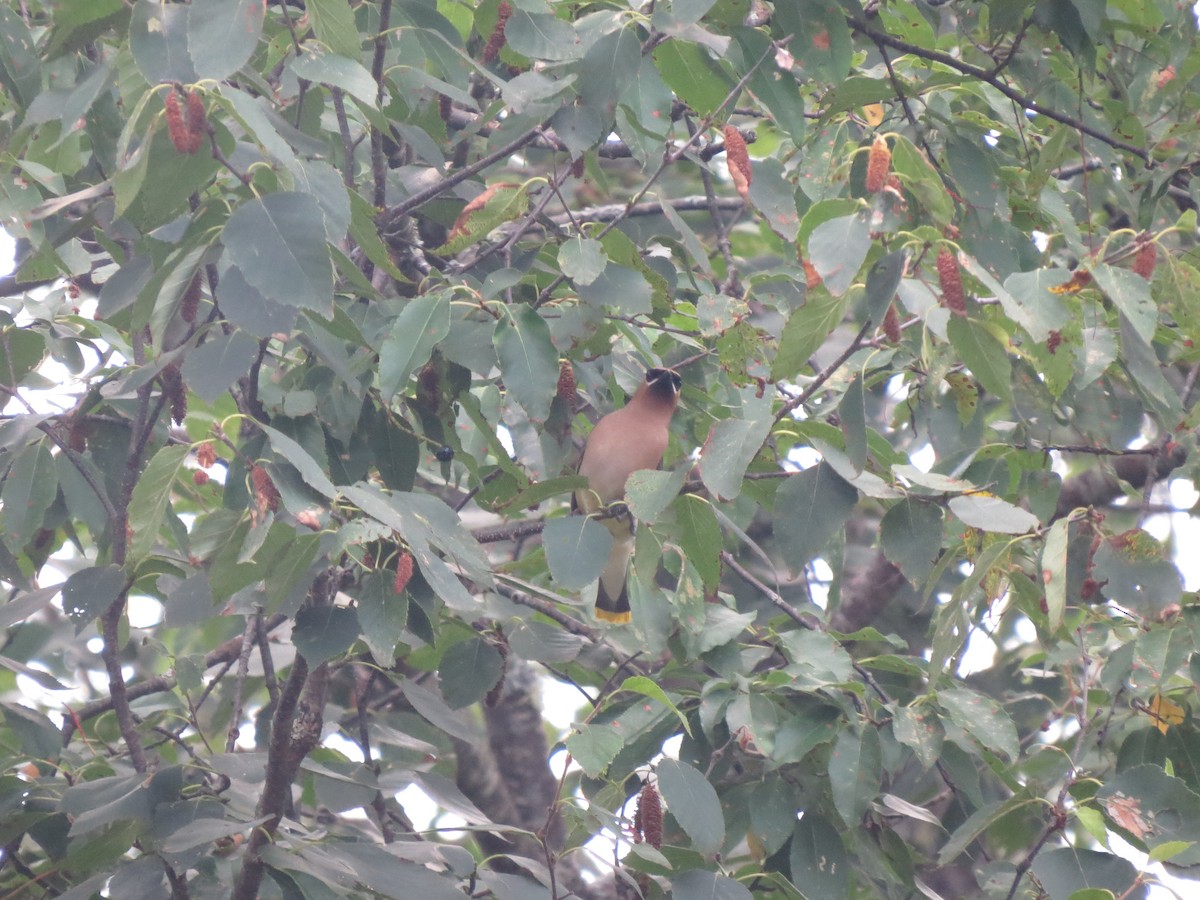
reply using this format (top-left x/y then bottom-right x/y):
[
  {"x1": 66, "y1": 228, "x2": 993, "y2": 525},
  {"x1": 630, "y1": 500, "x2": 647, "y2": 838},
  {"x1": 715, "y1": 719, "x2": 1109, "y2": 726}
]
[{"x1": 574, "y1": 367, "x2": 681, "y2": 623}]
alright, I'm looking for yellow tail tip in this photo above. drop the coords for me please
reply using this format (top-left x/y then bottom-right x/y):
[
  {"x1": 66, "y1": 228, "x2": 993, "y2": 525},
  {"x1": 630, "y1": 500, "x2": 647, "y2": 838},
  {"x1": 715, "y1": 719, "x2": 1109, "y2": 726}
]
[{"x1": 595, "y1": 607, "x2": 632, "y2": 624}]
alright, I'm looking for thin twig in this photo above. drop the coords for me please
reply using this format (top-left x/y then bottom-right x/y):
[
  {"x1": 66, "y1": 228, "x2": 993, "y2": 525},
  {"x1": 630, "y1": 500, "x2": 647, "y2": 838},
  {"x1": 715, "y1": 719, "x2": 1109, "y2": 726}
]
[
  {"x1": 845, "y1": 14, "x2": 1149, "y2": 162},
  {"x1": 370, "y1": 0, "x2": 393, "y2": 210},
  {"x1": 774, "y1": 320, "x2": 873, "y2": 425},
  {"x1": 225, "y1": 611, "x2": 260, "y2": 753}
]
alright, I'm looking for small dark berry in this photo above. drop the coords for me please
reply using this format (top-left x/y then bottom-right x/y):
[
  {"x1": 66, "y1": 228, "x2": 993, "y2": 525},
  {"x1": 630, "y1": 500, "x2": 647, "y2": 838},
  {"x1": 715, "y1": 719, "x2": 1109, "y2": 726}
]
[{"x1": 435, "y1": 446, "x2": 454, "y2": 462}]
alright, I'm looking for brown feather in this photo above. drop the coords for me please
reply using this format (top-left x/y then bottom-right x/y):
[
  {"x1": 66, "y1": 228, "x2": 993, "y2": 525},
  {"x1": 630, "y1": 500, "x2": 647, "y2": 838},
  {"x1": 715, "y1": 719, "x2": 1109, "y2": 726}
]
[{"x1": 575, "y1": 368, "x2": 680, "y2": 622}]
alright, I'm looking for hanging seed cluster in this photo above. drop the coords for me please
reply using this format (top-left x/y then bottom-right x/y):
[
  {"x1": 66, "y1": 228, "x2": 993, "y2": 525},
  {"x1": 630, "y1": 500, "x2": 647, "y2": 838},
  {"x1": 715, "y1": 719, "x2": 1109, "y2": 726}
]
[
  {"x1": 633, "y1": 783, "x2": 663, "y2": 848},
  {"x1": 1133, "y1": 243, "x2": 1157, "y2": 280},
  {"x1": 937, "y1": 247, "x2": 966, "y2": 315},
  {"x1": 865, "y1": 135, "x2": 891, "y2": 193},
  {"x1": 393, "y1": 551, "x2": 414, "y2": 595},
  {"x1": 165, "y1": 88, "x2": 207, "y2": 155},
  {"x1": 724, "y1": 125, "x2": 752, "y2": 200},
  {"x1": 483, "y1": 1, "x2": 512, "y2": 63}
]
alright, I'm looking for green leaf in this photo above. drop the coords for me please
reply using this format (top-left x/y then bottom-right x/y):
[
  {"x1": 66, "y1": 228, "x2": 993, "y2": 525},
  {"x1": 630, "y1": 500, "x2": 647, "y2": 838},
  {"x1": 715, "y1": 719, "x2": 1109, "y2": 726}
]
[
  {"x1": 669, "y1": 0, "x2": 720, "y2": 26},
  {"x1": 1097, "y1": 765, "x2": 1200, "y2": 862},
  {"x1": 776, "y1": 0, "x2": 852, "y2": 83},
  {"x1": 259, "y1": 423, "x2": 338, "y2": 500},
  {"x1": 828, "y1": 726, "x2": 881, "y2": 826},
  {"x1": 130, "y1": 0, "x2": 196, "y2": 84},
  {"x1": 652, "y1": 40, "x2": 733, "y2": 118},
  {"x1": 1, "y1": 439, "x2": 57, "y2": 550},
  {"x1": 625, "y1": 467, "x2": 687, "y2": 524},
  {"x1": 576, "y1": 264, "x2": 653, "y2": 315},
  {"x1": 578, "y1": 26, "x2": 642, "y2": 121},
  {"x1": 939, "y1": 794, "x2": 1038, "y2": 864},
  {"x1": 0, "y1": 325, "x2": 46, "y2": 390},
  {"x1": 892, "y1": 703, "x2": 944, "y2": 770},
  {"x1": 293, "y1": 606, "x2": 360, "y2": 667},
  {"x1": 403, "y1": 680, "x2": 481, "y2": 743},
  {"x1": 697, "y1": 393, "x2": 773, "y2": 500},
  {"x1": 0, "y1": 5, "x2": 42, "y2": 108},
  {"x1": 947, "y1": 493, "x2": 1038, "y2": 534},
  {"x1": 864, "y1": 250, "x2": 907, "y2": 325},
  {"x1": 378, "y1": 294, "x2": 452, "y2": 401},
  {"x1": 114, "y1": 126, "x2": 221, "y2": 230},
  {"x1": 62, "y1": 565, "x2": 127, "y2": 630},
  {"x1": 439, "y1": 638, "x2": 503, "y2": 709},
  {"x1": 747, "y1": 157, "x2": 800, "y2": 241},
  {"x1": 290, "y1": 49, "x2": 378, "y2": 106},
  {"x1": 1092, "y1": 531, "x2": 1182, "y2": 616},
  {"x1": 187, "y1": 0, "x2": 263, "y2": 82},
  {"x1": 127, "y1": 445, "x2": 189, "y2": 565},
  {"x1": 180, "y1": 331, "x2": 261, "y2": 404},
  {"x1": 542, "y1": 516, "x2": 612, "y2": 591},
  {"x1": 734, "y1": 30, "x2": 806, "y2": 143},
  {"x1": 223, "y1": 193, "x2": 334, "y2": 318},
  {"x1": 356, "y1": 572, "x2": 407, "y2": 667},
  {"x1": 657, "y1": 759, "x2": 724, "y2": 855},
  {"x1": 773, "y1": 463, "x2": 858, "y2": 573},
  {"x1": 880, "y1": 500, "x2": 944, "y2": 588},
  {"x1": 772, "y1": 704, "x2": 841, "y2": 765},
  {"x1": 505, "y1": 10, "x2": 583, "y2": 61},
  {"x1": 493, "y1": 304, "x2": 559, "y2": 423},
  {"x1": 788, "y1": 814, "x2": 849, "y2": 900},
  {"x1": 1042, "y1": 516, "x2": 1071, "y2": 631},
  {"x1": 566, "y1": 723, "x2": 625, "y2": 778},
  {"x1": 3, "y1": 701, "x2": 62, "y2": 762},
  {"x1": 807, "y1": 213, "x2": 871, "y2": 296},
  {"x1": 839, "y1": 374, "x2": 866, "y2": 473},
  {"x1": 306, "y1": 0, "x2": 363, "y2": 58},
  {"x1": 1030, "y1": 848, "x2": 1142, "y2": 900},
  {"x1": 946, "y1": 316, "x2": 1012, "y2": 402},
  {"x1": 675, "y1": 494, "x2": 723, "y2": 591},
  {"x1": 938, "y1": 688, "x2": 1019, "y2": 760},
  {"x1": 771, "y1": 293, "x2": 847, "y2": 380},
  {"x1": 558, "y1": 236, "x2": 607, "y2": 286},
  {"x1": 671, "y1": 872, "x2": 752, "y2": 900},
  {"x1": 618, "y1": 676, "x2": 691, "y2": 736}
]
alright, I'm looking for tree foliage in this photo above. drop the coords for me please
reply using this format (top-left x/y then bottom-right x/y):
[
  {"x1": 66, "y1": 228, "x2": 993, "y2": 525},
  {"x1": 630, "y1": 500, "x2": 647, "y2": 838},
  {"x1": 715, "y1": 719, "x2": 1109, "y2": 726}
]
[{"x1": 2, "y1": 0, "x2": 1200, "y2": 898}]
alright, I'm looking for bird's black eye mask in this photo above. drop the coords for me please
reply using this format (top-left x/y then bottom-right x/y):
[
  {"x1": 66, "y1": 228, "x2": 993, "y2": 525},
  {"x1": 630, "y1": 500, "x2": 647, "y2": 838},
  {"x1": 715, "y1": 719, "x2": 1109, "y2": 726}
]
[{"x1": 646, "y1": 367, "x2": 682, "y2": 393}]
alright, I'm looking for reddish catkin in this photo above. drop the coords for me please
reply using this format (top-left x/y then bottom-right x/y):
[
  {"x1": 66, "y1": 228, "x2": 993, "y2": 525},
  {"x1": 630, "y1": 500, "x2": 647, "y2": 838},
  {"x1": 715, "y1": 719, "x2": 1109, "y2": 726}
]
[
  {"x1": 68, "y1": 418, "x2": 89, "y2": 453},
  {"x1": 161, "y1": 363, "x2": 188, "y2": 425},
  {"x1": 196, "y1": 441, "x2": 216, "y2": 469},
  {"x1": 193, "y1": 470, "x2": 210, "y2": 487},
  {"x1": 438, "y1": 93, "x2": 453, "y2": 124},
  {"x1": 864, "y1": 134, "x2": 891, "y2": 193},
  {"x1": 937, "y1": 247, "x2": 966, "y2": 315},
  {"x1": 482, "y1": 1, "x2": 512, "y2": 63},
  {"x1": 251, "y1": 465, "x2": 280, "y2": 513},
  {"x1": 185, "y1": 90, "x2": 207, "y2": 146},
  {"x1": 556, "y1": 360, "x2": 576, "y2": 411},
  {"x1": 165, "y1": 89, "x2": 204, "y2": 154},
  {"x1": 180, "y1": 274, "x2": 201, "y2": 323},
  {"x1": 1133, "y1": 243, "x2": 1157, "y2": 280},
  {"x1": 724, "y1": 125, "x2": 752, "y2": 200},
  {"x1": 882, "y1": 302, "x2": 902, "y2": 342},
  {"x1": 1045, "y1": 330, "x2": 1062, "y2": 354},
  {"x1": 393, "y1": 551, "x2": 414, "y2": 594},
  {"x1": 635, "y1": 784, "x2": 663, "y2": 849}
]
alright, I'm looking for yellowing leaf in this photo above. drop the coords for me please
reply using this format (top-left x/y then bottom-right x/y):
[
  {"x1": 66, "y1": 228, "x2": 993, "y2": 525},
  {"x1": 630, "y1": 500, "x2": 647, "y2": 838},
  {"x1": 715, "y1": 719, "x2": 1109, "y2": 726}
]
[
  {"x1": 861, "y1": 103, "x2": 884, "y2": 126},
  {"x1": 1147, "y1": 692, "x2": 1185, "y2": 734}
]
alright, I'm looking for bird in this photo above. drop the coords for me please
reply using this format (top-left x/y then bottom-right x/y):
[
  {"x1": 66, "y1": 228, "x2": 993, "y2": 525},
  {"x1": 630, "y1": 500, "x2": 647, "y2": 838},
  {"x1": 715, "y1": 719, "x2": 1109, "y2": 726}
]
[{"x1": 573, "y1": 367, "x2": 681, "y2": 623}]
